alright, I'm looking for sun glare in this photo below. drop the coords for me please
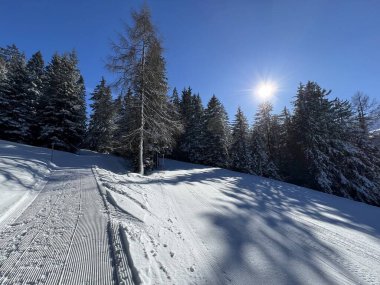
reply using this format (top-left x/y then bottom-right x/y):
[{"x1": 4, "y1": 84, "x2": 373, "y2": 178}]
[{"x1": 255, "y1": 81, "x2": 277, "y2": 100}]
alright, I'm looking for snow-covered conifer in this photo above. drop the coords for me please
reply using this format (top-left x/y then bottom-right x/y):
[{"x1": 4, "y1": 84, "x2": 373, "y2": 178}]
[
  {"x1": 230, "y1": 107, "x2": 250, "y2": 172},
  {"x1": 0, "y1": 45, "x2": 32, "y2": 142},
  {"x1": 203, "y1": 95, "x2": 230, "y2": 167},
  {"x1": 87, "y1": 77, "x2": 114, "y2": 152},
  {"x1": 39, "y1": 52, "x2": 86, "y2": 151},
  {"x1": 26, "y1": 51, "x2": 45, "y2": 143}
]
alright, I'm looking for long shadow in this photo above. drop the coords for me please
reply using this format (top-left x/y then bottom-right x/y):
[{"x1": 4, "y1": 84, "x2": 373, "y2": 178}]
[
  {"x1": 144, "y1": 159, "x2": 380, "y2": 284},
  {"x1": 146, "y1": 160, "x2": 380, "y2": 237}
]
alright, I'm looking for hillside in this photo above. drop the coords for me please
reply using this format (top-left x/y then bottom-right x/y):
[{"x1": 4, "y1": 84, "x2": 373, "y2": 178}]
[{"x1": 1, "y1": 140, "x2": 380, "y2": 284}]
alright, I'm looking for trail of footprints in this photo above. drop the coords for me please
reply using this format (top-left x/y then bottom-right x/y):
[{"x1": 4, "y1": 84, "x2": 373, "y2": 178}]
[{"x1": 0, "y1": 169, "x2": 127, "y2": 285}]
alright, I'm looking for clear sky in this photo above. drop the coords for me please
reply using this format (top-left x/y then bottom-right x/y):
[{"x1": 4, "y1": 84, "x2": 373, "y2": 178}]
[{"x1": 1, "y1": 0, "x2": 379, "y2": 120}]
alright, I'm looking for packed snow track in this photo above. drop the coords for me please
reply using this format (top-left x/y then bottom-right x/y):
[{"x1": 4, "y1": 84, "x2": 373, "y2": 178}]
[{"x1": 0, "y1": 141, "x2": 134, "y2": 285}]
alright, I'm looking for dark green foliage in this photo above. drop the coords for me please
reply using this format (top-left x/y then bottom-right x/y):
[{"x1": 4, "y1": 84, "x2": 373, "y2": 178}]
[
  {"x1": 229, "y1": 107, "x2": 250, "y2": 172},
  {"x1": 39, "y1": 52, "x2": 86, "y2": 151},
  {"x1": 251, "y1": 102, "x2": 280, "y2": 178},
  {"x1": 274, "y1": 107, "x2": 293, "y2": 179},
  {"x1": 249, "y1": 129, "x2": 277, "y2": 177},
  {"x1": 0, "y1": 45, "x2": 32, "y2": 142},
  {"x1": 168, "y1": 88, "x2": 183, "y2": 158},
  {"x1": 113, "y1": 88, "x2": 140, "y2": 156},
  {"x1": 0, "y1": 45, "x2": 87, "y2": 151},
  {"x1": 203, "y1": 95, "x2": 230, "y2": 167},
  {"x1": 26, "y1": 51, "x2": 45, "y2": 144},
  {"x1": 176, "y1": 88, "x2": 205, "y2": 163},
  {"x1": 87, "y1": 78, "x2": 114, "y2": 152},
  {"x1": 289, "y1": 81, "x2": 380, "y2": 205},
  {"x1": 107, "y1": 6, "x2": 182, "y2": 173}
]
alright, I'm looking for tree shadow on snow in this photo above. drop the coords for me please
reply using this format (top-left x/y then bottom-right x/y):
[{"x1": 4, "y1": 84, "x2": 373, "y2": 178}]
[{"x1": 144, "y1": 159, "x2": 380, "y2": 284}]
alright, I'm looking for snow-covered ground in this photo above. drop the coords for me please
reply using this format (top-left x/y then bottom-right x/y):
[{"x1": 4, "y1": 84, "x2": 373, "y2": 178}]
[
  {"x1": 0, "y1": 141, "x2": 51, "y2": 227},
  {"x1": 96, "y1": 159, "x2": 380, "y2": 285},
  {"x1": 1, "y1": 140, "x2": 380, "y2": 284},
  {"x1": 0, "y1": 140, "x2": 133, "y2": 284},
  {"x1": 0, "y1": 140, "x2": 125, "y2": 229}
]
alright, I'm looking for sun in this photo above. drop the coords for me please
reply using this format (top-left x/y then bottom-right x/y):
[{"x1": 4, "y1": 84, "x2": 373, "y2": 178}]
[{"x1": 255, "y1": 81, "x2": 277, "y2": 100}]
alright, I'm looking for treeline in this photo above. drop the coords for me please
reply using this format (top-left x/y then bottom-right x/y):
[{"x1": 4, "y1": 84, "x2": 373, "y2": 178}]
[
  {"x1": 87, "y1": 74, "x2": 380, "y2": 206},
  {"x1": 2, "y1": 5, "x2": 380, "y2": 207},
  {"x1": 0, "y1": 45, "x2": 86, "y2": 151},
  {"x1": 89, "y1": 6, "x2": 380, "y2": 206},
  {"x1": 168, "y1": 85, "x2": 380, "y2": 206}
]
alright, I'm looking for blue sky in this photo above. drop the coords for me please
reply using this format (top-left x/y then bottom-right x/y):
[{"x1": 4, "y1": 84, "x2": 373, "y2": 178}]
[{"x1": 1, "y1": 0, "x2": 379, "y2": 120}]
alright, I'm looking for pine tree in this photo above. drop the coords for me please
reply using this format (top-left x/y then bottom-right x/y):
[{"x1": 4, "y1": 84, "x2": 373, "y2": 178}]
[
  {"x1": 251, "y1": 102, "x2": 280, "y2": 178},
  {"x1": 290, "y1": 81, "x2": 380, "y2": 205},
  {"x1": 177, "y1": 88, "x2": 205, "y2": 162},
  {"x1": 177, "y1": 87, "x2": 193, "y2": 160},
  {"x1": 0, "y1": 45, "x2": 32, "y2": 142},
  {"x1": 26, "y1": 51, "x2": 45, "y2": 144},
  {"x1": 203, "y1": 95, "x2": 230, "y2": 167},
  {"x1": 290, "y1": 81, "x2": 333, "y2": 188},
  {"x1": 180, "y1": 87, "x2": 193, "y2": 128},
  {"x1": 87, "y1": 78, "x2": 114, "y2": 152},
  {"x1": 108, "y1": 5, "x2": 181, "y2": 174},
  {"x1": 229, "y1": 107, "x2": 250, "y2": 172},
  {"x1": 187, "y1": 94, "x2": 205, "y2": 163},
  {"x1": 75, "y1": 75, "x2": 87, "y2": 146},
  {"x1": 170, "y1": 87, "x2": 181, "y2": 111},
  {"x1": 39, "y1": 52, "x2": 86, "y2": 151},
  {"x1": 275, "y1": 107, "x2": 293, "y2": 179},
  {"x1": 169, "y1": 87, "x2": 183, "y2": 158},
  {"x1": 249, "y1": 129, "x2": 276, "y2": 177},
  {"x1": 254, "y1": 102, "x2": 277, "y2": 159}
]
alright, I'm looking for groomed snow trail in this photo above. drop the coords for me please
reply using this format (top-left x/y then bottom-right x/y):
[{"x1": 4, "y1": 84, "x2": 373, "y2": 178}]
[{"x1": 0, "y1": 166, "x2": 133, "y2": 284}]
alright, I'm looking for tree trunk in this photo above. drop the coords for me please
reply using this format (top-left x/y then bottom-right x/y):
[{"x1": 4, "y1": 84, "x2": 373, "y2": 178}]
[
  {"x1": 138, "y1": 42, "x2": 146, "y2": 175},
  {"x1": 139, "y1": 96, "x2": 144, "y2": 175}
]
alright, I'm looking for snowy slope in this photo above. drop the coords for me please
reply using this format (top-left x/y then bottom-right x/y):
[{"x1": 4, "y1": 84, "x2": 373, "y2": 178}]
[
  {"x1": 2, "y1": 140, "x2": 380, "y2": 284},
  {"x1": 0, "y1": 140, "x2": 51, "y2": 226},
  {"x1": 96, "y1": 159, "x2": 380, "y2": 285}
]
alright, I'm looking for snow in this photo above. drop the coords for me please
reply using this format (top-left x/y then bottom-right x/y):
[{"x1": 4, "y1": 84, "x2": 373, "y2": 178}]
[
  {"x1": 1, "y1": 139, "x2": 380, "y2": 284},
  {"x1": 0, "y1": 140, "x2": 131, "y2": 284},
  {"x1": 0, "y1": 140, "x2": 51, "y2": 226},
  {"x1": 96, "y1": 159, "x2": 380, "y2": 285},
  {"x1": 0, "y1": 140, "x2": 125, "y2": 227}
]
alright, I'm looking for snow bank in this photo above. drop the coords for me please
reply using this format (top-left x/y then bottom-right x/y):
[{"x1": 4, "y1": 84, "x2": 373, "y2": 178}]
[
  {"x1": 0, "y1": 140, "x2": 52, "y2": 226},
  {"x1": 96, "y1": 159, "x2": 380, "y2": 285}
]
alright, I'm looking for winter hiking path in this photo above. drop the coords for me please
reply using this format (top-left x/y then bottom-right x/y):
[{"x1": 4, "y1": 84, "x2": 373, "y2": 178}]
[{"x1": 0, "y1": 146, "x2": 134, "y2": 285}]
